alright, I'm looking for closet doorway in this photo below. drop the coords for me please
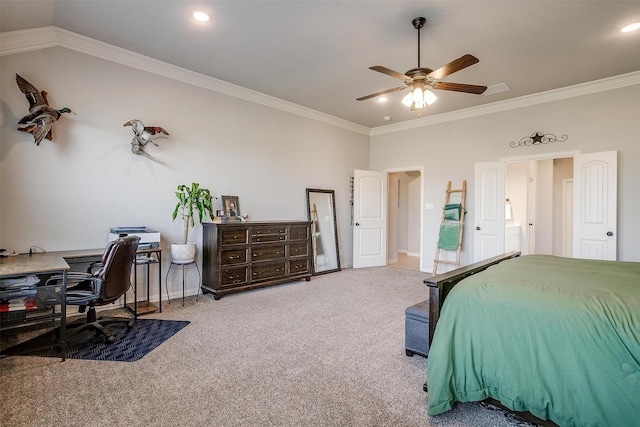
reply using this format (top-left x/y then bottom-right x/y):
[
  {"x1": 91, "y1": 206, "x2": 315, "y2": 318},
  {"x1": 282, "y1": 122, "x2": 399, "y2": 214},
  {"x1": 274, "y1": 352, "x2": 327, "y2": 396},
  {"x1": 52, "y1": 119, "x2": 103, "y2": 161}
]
[
  {"x1": 387, "y1": 170, "x2": 422, "y2": 270},
  {"x1": 506, "y1": 157, "x2": 574, "y2": 256}
]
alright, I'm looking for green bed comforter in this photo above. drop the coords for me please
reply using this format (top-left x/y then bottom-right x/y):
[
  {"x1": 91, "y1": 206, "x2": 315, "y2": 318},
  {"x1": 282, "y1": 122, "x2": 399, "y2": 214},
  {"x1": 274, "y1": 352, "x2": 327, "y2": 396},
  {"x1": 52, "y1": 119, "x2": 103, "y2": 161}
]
[{"x1": 427, "y1": 255, "x2": 640, "y2": 427}]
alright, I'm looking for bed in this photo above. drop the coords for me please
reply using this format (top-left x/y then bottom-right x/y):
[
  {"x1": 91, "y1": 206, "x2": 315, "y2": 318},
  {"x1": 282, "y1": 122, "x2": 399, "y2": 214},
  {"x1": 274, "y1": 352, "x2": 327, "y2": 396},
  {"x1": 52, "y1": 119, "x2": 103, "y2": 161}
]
[{"x1": 424, "y1": 253, "x2": 640, "y2": 426}]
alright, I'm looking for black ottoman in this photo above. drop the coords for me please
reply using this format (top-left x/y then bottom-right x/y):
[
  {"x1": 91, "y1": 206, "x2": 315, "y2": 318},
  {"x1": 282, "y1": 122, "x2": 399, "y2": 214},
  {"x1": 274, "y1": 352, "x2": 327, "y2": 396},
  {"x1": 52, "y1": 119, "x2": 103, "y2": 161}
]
[{"x1": 405, "y1": 300, "x2": 429, "y2": 357}]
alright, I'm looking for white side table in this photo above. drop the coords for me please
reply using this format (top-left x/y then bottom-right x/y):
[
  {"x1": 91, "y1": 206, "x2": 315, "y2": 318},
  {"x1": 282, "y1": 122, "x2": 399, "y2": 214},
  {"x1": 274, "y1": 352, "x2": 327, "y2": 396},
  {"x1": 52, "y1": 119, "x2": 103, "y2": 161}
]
[{"x1": 165, "y1": 260, "x2": 201, "y2": 306}]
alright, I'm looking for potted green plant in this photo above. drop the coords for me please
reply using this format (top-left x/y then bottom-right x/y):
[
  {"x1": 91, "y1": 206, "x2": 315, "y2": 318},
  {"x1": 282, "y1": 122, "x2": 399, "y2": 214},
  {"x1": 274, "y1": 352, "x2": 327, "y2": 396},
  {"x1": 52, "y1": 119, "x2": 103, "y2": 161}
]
[{"x1": 171, "y1": 182, "x2": 216, "y2": 263}]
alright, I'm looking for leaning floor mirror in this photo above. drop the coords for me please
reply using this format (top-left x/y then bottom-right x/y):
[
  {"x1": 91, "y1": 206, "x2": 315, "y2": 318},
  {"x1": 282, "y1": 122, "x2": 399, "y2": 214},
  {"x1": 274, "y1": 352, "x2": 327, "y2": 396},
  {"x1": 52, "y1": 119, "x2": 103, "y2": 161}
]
[{"x1": 306, "y1": 188, "x2": 341, "y2": 275}]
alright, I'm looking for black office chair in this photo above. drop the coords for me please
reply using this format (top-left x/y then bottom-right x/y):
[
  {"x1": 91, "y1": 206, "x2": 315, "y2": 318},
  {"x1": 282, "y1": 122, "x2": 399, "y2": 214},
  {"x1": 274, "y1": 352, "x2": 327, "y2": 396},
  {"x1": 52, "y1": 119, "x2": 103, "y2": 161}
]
[{"x1": 48, "y1": 236, "x2": 140, "y2": 342}]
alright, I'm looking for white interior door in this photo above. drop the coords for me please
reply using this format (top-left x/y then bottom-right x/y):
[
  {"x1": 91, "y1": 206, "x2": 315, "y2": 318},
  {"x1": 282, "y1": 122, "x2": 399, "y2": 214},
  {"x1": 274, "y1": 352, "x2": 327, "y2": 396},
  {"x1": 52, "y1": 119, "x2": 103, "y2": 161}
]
[
  {"x1": 474, "y1": 162, "x2": 505, "y2": 261},
  {"x1": 353, "y1": 169, "x2": 387, "y2": 268},
  {"x1": 562, "y1": 179, "x2": 574, "y2": 257},
  {"x1": 573, "y1": 151, "x2": 617, "y2": 260},
  {"x1": 526, "y1": 177, "x2": 536, "y2": 254}
]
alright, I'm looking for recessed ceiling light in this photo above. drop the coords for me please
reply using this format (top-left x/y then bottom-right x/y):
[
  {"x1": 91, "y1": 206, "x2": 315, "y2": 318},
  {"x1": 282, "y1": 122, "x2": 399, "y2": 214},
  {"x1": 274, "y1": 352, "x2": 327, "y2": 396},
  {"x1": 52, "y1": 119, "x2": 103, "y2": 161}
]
[
  {"x1": 191, "y1": 10, "x2": 211, "y2": 22},
  {"x1": 621, "y1": 22, "x2": 640, "y2": 32},
  {"x1": 377, "y1": 96, "x2": 388, "y2": 103}
]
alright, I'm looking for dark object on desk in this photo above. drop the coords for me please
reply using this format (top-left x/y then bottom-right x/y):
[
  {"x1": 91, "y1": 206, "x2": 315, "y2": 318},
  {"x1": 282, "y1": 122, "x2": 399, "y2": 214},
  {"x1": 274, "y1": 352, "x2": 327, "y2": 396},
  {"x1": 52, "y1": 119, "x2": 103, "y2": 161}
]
[
  {"x1": 2, "y1": 318, "x2": 189, "y2": 362},
  {"x1": 47, "y1": 236, "x2": 140, "y2": 343}
]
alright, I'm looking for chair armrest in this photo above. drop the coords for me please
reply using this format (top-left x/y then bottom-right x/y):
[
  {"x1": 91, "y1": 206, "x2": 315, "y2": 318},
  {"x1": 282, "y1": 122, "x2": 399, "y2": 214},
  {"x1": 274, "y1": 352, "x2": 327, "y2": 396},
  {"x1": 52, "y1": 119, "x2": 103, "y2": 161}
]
[
  {"x1": 46, "y1": 272, "x2": 102, "y2": 294},
  {"x1": 87, "y1": 261, "x2": 103, "y2": 274},
  {"x1": 45, "y1": 272, "x2": 92, "y2": 286}
]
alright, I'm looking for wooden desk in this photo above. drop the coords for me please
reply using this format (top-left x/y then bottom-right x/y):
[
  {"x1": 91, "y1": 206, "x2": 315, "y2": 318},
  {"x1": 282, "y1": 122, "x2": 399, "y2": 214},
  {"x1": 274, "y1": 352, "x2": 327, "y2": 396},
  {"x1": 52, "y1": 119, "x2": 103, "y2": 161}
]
[{"x1": 0, "y1": 253, "x2": 69, "y2": 361}]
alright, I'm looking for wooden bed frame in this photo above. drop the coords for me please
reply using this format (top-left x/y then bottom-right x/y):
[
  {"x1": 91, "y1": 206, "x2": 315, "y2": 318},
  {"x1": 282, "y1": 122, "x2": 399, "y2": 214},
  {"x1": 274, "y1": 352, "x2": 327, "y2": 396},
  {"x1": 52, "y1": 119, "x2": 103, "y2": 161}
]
[
  {"x1": 424, "y1": 251, "x2": 521, "y2": 347},
  {"x1": 423, "y1": 251, "x2": 560, "y2": 427}
]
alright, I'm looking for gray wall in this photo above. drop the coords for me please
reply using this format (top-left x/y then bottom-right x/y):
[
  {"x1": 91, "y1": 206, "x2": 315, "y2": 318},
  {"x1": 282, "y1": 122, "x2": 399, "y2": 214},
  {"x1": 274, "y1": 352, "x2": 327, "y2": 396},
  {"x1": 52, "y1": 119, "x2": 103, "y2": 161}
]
[
  {"x1": 1, "y1": 46, "x2": 369, "y2": 298},
  {"x1": 371, "y1": 85, "x2": 640, "y2": 266}
]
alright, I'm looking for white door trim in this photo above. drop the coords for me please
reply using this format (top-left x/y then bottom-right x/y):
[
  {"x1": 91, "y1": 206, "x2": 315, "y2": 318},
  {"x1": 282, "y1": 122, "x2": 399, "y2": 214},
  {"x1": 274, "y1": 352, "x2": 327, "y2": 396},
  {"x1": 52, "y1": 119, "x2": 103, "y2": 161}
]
[{"x1": 383, "y1": 166, "x2": 425, "y2": 272}]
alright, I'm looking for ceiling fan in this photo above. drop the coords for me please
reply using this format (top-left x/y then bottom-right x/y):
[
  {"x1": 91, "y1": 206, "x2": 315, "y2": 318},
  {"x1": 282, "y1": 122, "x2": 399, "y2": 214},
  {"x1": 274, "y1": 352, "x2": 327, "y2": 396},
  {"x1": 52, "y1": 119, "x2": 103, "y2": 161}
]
[{"x1": 357, "y1": 17, "x2": 487, "y2": 109}]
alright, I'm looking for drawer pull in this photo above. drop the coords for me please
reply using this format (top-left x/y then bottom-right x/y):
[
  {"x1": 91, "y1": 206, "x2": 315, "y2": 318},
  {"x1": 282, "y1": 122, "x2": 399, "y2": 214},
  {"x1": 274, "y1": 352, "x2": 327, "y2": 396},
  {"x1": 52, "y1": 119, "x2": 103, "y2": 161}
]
[
  {"x1": 253, "y1": 271, "x2": 262, "y2": 276},
  {"x1": 253, "y1": 252, "x2": 261, "y2": 257},
  {"x1": 279, "y1": 236, "x2": 285, "y2": 240},
  {"x1": 228, "y1": 255, "x2": 240, "y2": 260},
  {"x1": 276, "y1": 268, "x2": 283, "y2": 272},
  {"x1": 256, "y1": 238, "x2": 261, "y2": 242}
]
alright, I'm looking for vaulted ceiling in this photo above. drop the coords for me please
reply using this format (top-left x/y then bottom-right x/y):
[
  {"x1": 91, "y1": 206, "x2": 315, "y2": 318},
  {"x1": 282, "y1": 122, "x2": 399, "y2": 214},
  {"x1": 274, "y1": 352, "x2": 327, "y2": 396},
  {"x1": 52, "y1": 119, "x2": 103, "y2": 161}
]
[{"x1": 1, "y1": 1, "x2": 639, "y2": 129}]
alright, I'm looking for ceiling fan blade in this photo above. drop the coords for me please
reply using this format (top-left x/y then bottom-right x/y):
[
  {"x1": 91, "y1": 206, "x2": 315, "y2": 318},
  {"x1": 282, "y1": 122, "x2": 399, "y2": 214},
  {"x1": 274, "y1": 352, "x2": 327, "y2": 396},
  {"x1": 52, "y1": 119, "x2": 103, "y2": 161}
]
[
  {"x1": 356, "y1": 86, "x2": 407, "y2": 101},
  {"x1": 432, "y1": 81, "x2": 487, "y2": 94},
  {"x1": 428, "y1": 54, "x2": 479, "y2": 80},
  {"x1": 370, "y1": 66, "x2": 411, "y2": 81}
]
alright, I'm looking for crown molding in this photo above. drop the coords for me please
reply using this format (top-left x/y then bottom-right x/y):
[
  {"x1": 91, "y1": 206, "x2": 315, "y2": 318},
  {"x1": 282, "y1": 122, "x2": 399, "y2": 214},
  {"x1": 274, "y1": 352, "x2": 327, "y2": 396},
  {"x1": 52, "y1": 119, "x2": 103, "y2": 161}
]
[
  {"x1": 371, "y1": 70, "x2": 640, "y2": 136},
  {"x1": 3, "y1": 27, "x2": 638, "y2": 138},
  {"x1": 0, "y1": 26, "x2": 370, "y2": 136}
]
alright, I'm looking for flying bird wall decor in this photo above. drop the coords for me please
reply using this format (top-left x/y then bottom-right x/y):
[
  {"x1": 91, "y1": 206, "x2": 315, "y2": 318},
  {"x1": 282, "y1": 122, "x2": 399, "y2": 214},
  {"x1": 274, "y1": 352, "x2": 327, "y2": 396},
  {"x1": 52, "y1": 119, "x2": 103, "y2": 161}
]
[
  {"x1": 15, "y1": 74, "x2": 76, "y2": 145},
  {"x1": 123, "y1": 119, "x2": 169, "y2": 163}
]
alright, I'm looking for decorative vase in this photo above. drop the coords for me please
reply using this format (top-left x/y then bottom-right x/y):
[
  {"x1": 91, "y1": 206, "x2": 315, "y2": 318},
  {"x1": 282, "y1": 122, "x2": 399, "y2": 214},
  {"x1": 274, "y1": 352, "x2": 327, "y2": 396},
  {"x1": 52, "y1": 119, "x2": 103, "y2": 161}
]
[{"x1": 171, "y1": 242, "x2": 196, "y2": 264}]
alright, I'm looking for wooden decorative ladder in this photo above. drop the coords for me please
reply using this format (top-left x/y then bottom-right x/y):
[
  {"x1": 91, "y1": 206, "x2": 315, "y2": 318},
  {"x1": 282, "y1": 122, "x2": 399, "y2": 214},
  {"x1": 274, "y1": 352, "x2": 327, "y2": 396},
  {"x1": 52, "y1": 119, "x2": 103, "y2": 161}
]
[{"x1": 432, "y1": 180, "x2": 466, "y2": 276}]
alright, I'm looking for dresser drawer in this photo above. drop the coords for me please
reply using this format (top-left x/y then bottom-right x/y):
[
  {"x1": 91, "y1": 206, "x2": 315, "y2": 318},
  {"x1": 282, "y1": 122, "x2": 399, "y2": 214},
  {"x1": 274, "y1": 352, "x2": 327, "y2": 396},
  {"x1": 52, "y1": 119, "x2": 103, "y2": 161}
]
[
  {"x1": 220, "y1": 267, "x2": 248, "y2": 288},
  {"x1": 289, "y1": 226, "x2": 309, "y2": 241},
  {"x1": 251, "y1": 245, "x2": 286, "y2": 262},
  {"x1": 252, "y1": 226, "x2": 287, "y2": 237},
  {"x1": 252, "y1": 233, "x2": 287, "y2": 244},
  {"x1": 251, "y1": 262, "x2": 286, "y2": 282},
  {"x1": 220, "y1": 229, "x2": 248, "y2": 245},
  {"x1": 220, "y1": 248, "x2": 247, "y2": 265},
  {"x1": 289, "y1": 243, "x2": 309, "y2": 258},
  {"x1": 289, "y1": 259, "x2": 310, "y2": 275}
]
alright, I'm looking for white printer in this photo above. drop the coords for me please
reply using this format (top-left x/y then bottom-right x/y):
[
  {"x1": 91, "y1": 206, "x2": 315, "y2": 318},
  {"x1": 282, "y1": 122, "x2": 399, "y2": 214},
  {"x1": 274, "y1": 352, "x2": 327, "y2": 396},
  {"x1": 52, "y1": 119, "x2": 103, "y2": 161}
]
[{"x1": 108, "y1": 227, "x2": 160, "y2": 249}]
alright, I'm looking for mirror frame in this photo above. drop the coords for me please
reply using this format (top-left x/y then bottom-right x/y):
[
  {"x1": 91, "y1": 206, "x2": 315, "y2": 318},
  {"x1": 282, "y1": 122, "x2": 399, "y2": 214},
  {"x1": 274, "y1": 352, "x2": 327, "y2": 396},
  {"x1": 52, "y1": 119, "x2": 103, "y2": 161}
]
[{"x1": 306, "y1": 188, "x2": 341, "y2": 275}]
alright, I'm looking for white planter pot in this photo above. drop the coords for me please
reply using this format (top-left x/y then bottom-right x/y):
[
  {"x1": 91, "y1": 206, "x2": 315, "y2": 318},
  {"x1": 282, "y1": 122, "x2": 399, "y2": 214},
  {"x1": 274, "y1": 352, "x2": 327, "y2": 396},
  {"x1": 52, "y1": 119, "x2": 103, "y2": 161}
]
[{"x1": 171, "y1": 242, "x2": 196, "y2": 264}]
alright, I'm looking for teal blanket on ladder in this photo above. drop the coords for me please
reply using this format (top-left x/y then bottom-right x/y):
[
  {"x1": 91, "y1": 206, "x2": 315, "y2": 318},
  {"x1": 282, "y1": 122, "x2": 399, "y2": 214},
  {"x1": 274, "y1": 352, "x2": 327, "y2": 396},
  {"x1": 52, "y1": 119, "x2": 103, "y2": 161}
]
[
  {"x1": 438, "y1": 224, "x2": 460, "y2": 250},
  {"x1": 443, "y1": 204, "x2": 461, "y2": 221}
]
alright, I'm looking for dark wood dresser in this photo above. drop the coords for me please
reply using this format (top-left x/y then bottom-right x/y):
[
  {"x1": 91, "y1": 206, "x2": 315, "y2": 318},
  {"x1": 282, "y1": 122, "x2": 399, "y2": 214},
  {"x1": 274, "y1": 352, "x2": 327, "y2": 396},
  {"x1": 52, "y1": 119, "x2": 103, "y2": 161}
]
[{"x1": 202, "y1": 221, "x2": 312, "y2": 299}]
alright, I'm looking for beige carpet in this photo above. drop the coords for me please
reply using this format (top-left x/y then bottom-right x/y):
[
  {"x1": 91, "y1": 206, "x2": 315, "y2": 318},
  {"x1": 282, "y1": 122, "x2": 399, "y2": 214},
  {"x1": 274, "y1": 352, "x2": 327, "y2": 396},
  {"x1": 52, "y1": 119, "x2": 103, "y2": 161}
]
[{"x1": 0, "y1": 266, "x2": 521, "y2": 426}]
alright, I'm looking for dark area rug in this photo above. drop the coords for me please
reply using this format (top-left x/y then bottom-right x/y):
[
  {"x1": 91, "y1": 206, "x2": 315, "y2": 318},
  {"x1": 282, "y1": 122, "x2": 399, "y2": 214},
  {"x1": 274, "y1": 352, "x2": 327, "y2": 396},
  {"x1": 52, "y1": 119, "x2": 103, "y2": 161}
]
[{"x1": 1, "y1": 319, "x2": 189, "y2": 362}]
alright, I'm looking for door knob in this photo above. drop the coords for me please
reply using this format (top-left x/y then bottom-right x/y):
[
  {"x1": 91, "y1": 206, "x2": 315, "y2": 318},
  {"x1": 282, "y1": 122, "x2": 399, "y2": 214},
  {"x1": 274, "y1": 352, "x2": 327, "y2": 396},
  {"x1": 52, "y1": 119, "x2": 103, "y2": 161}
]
[
  {"x1": 475, "y1": 226, "x2": 480, "y2": 230},
  {"x1": 607, "y1": 231, "x2": 614, "y2": 236},
  {"x1": 355, "y1": 223, "x2": 360, "y2": 226}
]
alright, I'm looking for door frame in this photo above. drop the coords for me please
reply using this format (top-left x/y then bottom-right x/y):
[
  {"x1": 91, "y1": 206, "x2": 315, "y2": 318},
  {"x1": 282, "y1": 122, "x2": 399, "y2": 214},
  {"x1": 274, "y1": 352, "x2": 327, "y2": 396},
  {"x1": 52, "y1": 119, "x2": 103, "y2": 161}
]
[
  {"x1": 383, "y1": 166, "x2": 424, "y2": 272},
  {"x1": 501, "y1": 150, "x2": 580, "y2": 256}
]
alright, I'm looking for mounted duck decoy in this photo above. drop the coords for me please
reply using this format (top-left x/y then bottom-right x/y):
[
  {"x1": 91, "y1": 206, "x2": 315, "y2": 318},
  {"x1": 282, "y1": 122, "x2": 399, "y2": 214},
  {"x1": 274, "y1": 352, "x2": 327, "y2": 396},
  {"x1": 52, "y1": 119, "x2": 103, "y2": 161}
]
[
  {"x1": 15, "y1": 74, "x2": 75, "y2": 145},
  {"x1": 123, "y1": 119, "x2": 169, "y2": 163}
]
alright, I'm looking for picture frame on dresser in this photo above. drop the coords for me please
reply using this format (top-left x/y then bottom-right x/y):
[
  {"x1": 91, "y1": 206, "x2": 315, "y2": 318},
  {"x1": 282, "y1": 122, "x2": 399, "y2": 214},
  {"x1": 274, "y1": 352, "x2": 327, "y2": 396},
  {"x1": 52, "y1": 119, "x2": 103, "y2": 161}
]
[{"x1": 221, "y1": 195, "x2": 240, "y2": 218}]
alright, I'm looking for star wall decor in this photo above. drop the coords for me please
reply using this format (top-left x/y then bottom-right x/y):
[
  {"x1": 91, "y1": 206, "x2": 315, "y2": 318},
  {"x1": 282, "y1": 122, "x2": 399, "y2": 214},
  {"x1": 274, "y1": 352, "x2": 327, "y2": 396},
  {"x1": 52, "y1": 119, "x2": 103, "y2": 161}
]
[{"x1": 509, "y1": 132, "x2": 568, "y2": 148}]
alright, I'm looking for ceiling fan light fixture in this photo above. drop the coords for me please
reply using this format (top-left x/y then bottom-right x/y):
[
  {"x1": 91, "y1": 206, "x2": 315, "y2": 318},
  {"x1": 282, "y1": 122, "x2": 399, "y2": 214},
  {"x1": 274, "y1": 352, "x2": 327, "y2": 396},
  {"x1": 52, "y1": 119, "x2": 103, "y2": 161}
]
[
  {"x1": 412, "y1": 86, "x2": 424, "y2": 105},
  {"x1": 401, "y1": 92, "x2": 413, "y2": 107},
  {"x1": 401, "y1": 87, "x2": 436, "y2": 109},
  {"x1": 424, "y1": 89, "x2": 437, "y2": 105}
]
